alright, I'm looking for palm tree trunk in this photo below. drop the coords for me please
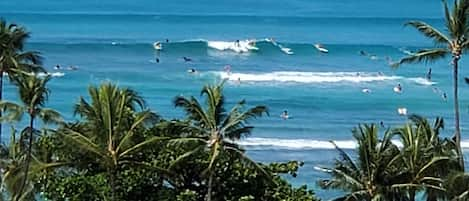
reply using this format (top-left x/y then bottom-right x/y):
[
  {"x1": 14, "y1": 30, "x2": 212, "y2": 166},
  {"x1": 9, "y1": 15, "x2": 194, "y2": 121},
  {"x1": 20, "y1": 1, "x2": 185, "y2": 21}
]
[
  {"x1": 109, "y1": 167, "x2": 117, "y2": 201},
  {"x1": 409, "y1": 189, "x2": 416, "y2": 201},
  {"x1": 15, "y1": 115, "x2": 34, "y2": 201},
  {"x1": 453, "y1": 57, "x2": 464, "y2": 170},
  {"x1": 206, "y1": 171, "x2": 213, "y2": 201},
  {"x1": 0, "y1": 71, "x2": 4, "y2": 144}
]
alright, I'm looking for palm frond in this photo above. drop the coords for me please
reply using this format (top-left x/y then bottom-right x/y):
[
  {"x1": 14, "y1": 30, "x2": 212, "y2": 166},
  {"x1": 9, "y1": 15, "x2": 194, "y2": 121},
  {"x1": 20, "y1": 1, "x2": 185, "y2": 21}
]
[
  {"x1": 393, "y1": 48, "x2": 449, "y2": 67},
  {"x1": 405, "y1": 21, "x2": 450, "y2": 44},
  {"x1": 62, "y1": 129, "x2": 107, "y2": 160}
]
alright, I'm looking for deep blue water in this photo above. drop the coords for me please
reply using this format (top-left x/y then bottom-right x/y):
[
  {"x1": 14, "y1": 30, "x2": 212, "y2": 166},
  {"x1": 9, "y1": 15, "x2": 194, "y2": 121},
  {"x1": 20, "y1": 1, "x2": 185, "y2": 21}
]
[{"x1": 2, "y1": 0, "x2": 469, "y2": 199}]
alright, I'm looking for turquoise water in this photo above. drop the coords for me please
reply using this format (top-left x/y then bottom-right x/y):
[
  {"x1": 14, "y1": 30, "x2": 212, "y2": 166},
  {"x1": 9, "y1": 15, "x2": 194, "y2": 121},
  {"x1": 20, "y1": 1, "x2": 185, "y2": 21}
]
[{"x1": 2, "y1": 0, "x2": 469, "y2": 199}]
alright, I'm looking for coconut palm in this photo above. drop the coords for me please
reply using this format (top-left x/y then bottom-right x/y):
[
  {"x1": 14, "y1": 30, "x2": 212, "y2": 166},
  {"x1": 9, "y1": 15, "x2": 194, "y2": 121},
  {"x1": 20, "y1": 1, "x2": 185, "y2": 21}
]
[
  {"x1": 0, "y1": 73, "x2": 61, "y2": 201},
  {"x1": 62, "y1": 83, "x2": 165, "y2": 201},
  {"x1": 391, "y1": 115, "x2": 458, "y2": 201},
  {"x1": 393, "y1": 0, "x2": 469, "y2": 169},
  {"x1": 318, "y1": 124, "x2": 403, "y2": 201},
  {"x1": 173, "y1": 82, "x2": 269, "y2": 201},
  {"x1": 0, "y1": 127, "x2": 64, "y2": 201},
  {"x1": 0, "y1": 19, "x2": 44, "y2": 143}
]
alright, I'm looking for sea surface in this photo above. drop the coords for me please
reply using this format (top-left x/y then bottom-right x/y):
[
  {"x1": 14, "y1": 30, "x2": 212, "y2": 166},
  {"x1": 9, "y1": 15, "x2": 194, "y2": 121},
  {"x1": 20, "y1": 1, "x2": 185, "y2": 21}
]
[{"x1": 1, "y1": 0, "x2": 469, "y2": 199}]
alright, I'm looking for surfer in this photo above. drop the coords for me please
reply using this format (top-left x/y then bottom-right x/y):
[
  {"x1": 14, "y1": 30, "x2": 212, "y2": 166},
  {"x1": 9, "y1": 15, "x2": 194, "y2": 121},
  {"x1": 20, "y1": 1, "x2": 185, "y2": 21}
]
[
  {"x1": 426, "y1": 68, "x2": 432, "y2": 80},
  {"x1": 362, "y1": 88, "x2": 371, "y2": 93},
  {"x1": 314, "y1": 44, "x2": 329, "y2": 53},
  {"x1": 394, "y1": 83, "x2": 402, "y2": 93},
  {"x1": 153, "y1": 41, "x2": 162, "y2": 50},
  {"x1": 188, "y1": 68, "x2": 197, "y2": 74},
  {"x1": 281, "y1": 110, "x2": 289, "y2": 120},
  {"x1": 183, "y1": 57, "x2": 192, "y2": 62},
  {"x1": 235, "y1": 40, "x2": 240, "y2": 47}
]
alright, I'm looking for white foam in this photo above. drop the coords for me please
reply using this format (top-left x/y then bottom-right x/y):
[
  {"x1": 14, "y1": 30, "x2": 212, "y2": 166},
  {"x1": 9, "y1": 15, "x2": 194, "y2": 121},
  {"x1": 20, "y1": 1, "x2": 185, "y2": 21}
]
[
  {"x1": 35, "y1": 72, "x2": 65, "y2": 77},
  {"x1": 207, "y1": 40, "x2": 258, "y2": 53},
  {"x1": 408, "y1": 77, "x2": 437, "y2": 85},
  {"x1": 238, "y1": 137, "x2": 469, "y2": 151},
  {"x1": 215, "y1": 71, "x2": 401, "y2": 83},
  {"x1": 238, "y1": 137, "x2": 358, "y2": 150}
]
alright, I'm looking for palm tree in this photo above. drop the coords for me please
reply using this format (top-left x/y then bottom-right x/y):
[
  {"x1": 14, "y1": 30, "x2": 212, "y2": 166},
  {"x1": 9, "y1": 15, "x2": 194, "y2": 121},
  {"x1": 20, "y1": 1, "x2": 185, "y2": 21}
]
[
  {"x1": 317, "y1": 124, "x2": 403, "y2": 201},
  {"x1": 393, "y1": 0, "x2": 469, "y2": 169},
  {"x1": 62, "y1": 83, "x2": 165, "y2": 201},
  {"x1": 0, "y1": 73, "x2": 61, "y2": 201},
  {"x1": 392, "y1": 115, "x2": 458, "y2": 201},
  {"x1": 173, "y1": 82, "x2": 269, "y2": 201},
  {"x1": 0, "y1": 19, "x2": 44, "y2": 143},
  {"x1": 0, "y1": 127, "x2": 64, "y2": 201}
]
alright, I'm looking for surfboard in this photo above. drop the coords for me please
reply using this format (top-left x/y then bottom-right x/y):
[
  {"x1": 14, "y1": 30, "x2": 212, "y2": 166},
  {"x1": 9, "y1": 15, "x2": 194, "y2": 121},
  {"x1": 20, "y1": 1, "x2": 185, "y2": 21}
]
[{"x1": 314, "y1": 44, "x2": 329, "y2": 53}]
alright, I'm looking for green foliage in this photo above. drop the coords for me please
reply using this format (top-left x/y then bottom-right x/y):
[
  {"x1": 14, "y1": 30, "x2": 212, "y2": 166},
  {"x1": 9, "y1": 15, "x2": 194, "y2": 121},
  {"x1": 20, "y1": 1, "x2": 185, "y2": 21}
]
[
  {"x1": 42, "y1": 173, "x2": 109, "y2": 201},
  {"x1": 176, "y1": 189, "x2": 198, "y2": 201}
]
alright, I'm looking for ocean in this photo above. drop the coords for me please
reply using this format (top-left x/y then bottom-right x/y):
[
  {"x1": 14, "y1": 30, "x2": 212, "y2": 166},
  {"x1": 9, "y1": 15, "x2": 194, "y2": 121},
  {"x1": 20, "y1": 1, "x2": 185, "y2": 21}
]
[{"x1": 1, "y1": 0, "x2": 469, "y2": 199}]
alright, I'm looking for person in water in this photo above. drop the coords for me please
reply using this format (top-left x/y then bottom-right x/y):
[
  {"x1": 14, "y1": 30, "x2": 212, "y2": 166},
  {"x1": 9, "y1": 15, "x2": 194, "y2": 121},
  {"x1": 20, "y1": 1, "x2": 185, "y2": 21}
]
[
  {"x1": 394, "y1": 83, "x2": 402, "y2": 93},
  {"x1": 235, "y1": 40, "x2": 240, "y2": 47},
  {"x1": 183, "y1": 57, "x2": 192, "y2": 62},
  {"x1": 426, "y1": 68, "x2": 432, "y2": 80},
  {"x1": 442, "y1": 92, "x2": 447, "y2": 101},
  {"x1": 54, "y1": 64, "x2": 61, "y2": 70},
  {"x1": 188, "y1": 68, "x2": 197, "y2": 74},
  {"x1": 156, "y1": 58, "x2": 160, "y2": 63},
  {"x1": 165, "y1": 39, "x2": 169, "y2": 43},
  {"x1": 281, "y1": 110, "x2": 289, "y2": 120}
]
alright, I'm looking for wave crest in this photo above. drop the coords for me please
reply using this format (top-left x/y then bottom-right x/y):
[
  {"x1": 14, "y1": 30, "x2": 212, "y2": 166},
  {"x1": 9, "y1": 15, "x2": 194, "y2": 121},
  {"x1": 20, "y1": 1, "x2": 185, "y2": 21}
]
[{"x1": 213, "y1": 71, "x2": 401, "y2": 83}]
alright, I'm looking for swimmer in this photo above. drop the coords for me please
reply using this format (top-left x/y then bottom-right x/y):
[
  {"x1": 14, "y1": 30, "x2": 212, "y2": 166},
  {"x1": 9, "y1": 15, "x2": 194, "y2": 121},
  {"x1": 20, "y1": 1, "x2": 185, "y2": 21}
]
[
  {"x1": 165, "y1": 39, "x2": 169, "y2": 43},
  {"x1": 156, "y1": 58, "x2": 160, "y2": 63},
  {"x1": 394, "y1": 83, "x2": 402, "y2": 93},
  {"x1": 54, "y1": 64, "x2": 60, "y2": 70},
  {"x1": 280, "y1": 110, "x2": 289, "y2": 120},
  {"x1": 183, "y1": 57, "x2": 192, "y2": 62}
]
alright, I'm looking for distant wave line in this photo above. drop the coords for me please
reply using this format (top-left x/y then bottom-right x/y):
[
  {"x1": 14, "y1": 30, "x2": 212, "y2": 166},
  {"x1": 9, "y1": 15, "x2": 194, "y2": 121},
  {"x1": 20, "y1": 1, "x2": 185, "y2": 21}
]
[
  {"x1": 206, "y1": 71, "x2": 436, "y2": 85},
  {"x1": 238, "y1": 137, "x2": 469, "y2": 150}
]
